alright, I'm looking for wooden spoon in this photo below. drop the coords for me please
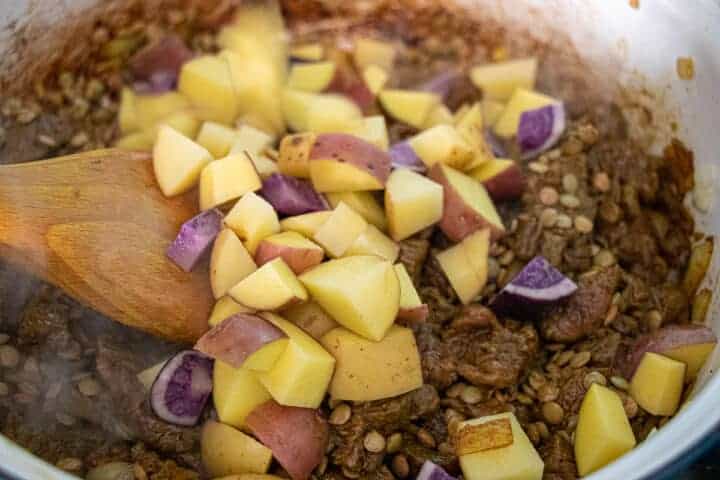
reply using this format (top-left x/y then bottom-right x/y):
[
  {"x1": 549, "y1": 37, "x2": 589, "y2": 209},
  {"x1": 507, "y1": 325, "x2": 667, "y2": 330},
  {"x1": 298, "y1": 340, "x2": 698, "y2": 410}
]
[{"x1": 0, "y1": 149, "x2": 213, "y2": 344}]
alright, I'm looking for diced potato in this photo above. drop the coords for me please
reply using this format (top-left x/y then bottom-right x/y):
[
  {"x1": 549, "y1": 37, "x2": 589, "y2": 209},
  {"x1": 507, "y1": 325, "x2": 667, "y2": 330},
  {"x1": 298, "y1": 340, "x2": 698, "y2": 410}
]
[
  {"x1": 456, "y1": 103, "x2": 495, "y2": 170},
  {"x1": 683, "y1": 237, "x2": 714, "y2": 296},
  {"x1": 199, "y1": 154, "x2": 262, "y2": 210},
  {"x1": 630, "y1": 352, "x2": 686, "y2": 416},
  {"x1": 245, "y1": 152, "x2": 279, "y2": 179},
  {"x1": 201, "y1": 420, "x2": 273, "y2": 477},
  {"x1": 665, "y1": 341, "x2": 717, "y2": 379},
  {"x1": 385, "y1": 168, "x2": 444, "y2": 241},
  {"x1": 394, "y1": 263, "x2": 427, "y2": 321},
  {"x1": 470, "y1": 58, "x2": 538, "y2": 101},
  {"x1": 230, "y1": 125, "x2": 275, "y2": 156},
  {"x1": 436, "y1": 229, "x2": 490, "y2": 304},
  {"x1": 153, "y1": 125, "x2": 213, "y2": 197},
  {"x1": 326, "y1": 191, "x2": 387, "y2": 230},
  {"x1": 208, "y1": 296, "x2": 255, "y2": 327},
  {"x1": 210, "y1": 229, "x2": 258, "y2": 299},
  {"x1": 256, "y1": 313, "x2": 336, "y2": 408},
  {"x1": 290, "y1": 43, "x2": 324, "y2": 61},
  {"x1": 353, "y1": 38, "x2": 396, "y2": 72},
  {"x1": 135, "y1": 92, "x2": 191, "y2": 131},
  {"x1": 115, "y1": 131, "x2": 153, "y2": 150},
  {"x1": 278, "y1": 132, "x2": 317, "y2": 178},
  {"x1": 299, "y1": 256, "x2": 400, "y2": 341},
  {"x1": 575, "y1": 384, "x2": 636, "y2": 477},
  {"x1": 423, "y1": 104, "x2": 455, "y2": 129},
  {"x1": 691, "y1": 288, "x2": 713, "y2": 326},
  {"x1": 312, "y1": 202, "x2": 368, "y2": 258},
  {"x1": 196, "y1": 122, "x2": 239, "y2": 159},
  {"x1": 350, "y1": 115, "x2": 390, "y2": 150},
  {"x1": 224, "y1": 192, "x2": 280, "y2": 254},
  {"x1": 458, "y1": 412, "x2": 543, "y2": 480},
  {"x1": 150, "y1": 110, "x2": 201, "y2": 142},
  {"x1": 344, "y1": 225, "x2": 399, "y2": 262},
  {"x1": 287, "y1": 61, "x2": 337, "y2": 93},
  {"x1": 321, "y1": 325, "x2": 422, "y2": 401},
  {"x1": 306, "y1": 94, "x2": 364, "y2": 133},
  {"x1": 213, "y1": 361, "x2": 272, "y2": 429},
  {"x1": 362, "y1": 65, "x2": 389, "y2": 95},
  {"x1": 493, "y1": 88, "x2": 556, "y2": 138},
  {"x1": 379, "y1": 89, "x2": 440, "y2": 128},
  {"x1": 119, "y1": 87, "x2": 138, "y2": 133},
  {"x1": 280, "y1": 211, "x2": 333, "y2": 237},
  {"x1": 179, "y1": 55, "x2": 239, "y2": 124},
  {"x1": 229, "y1": 258, "x2": 308, "y2": 311},
  {"x1": 482, "y1": 99, "x2": 506, "y2": 126},
  {"x1": 408, "y1": 124, "x2": 474, "y2": 169},
  {"x1": 281, "y1": 89, "x2": 317, "y2": 132},
  {"x1": 283, "y1": 301, "x2": 339, "y2": 341},
  {"x1": 255, "y1": 231, "x2": 324, "y2": 275}
]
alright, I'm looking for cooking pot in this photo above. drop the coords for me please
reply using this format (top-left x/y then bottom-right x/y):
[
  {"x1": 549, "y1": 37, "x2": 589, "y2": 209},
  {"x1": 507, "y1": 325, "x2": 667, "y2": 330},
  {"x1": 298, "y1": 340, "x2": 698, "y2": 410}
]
[{"x1": 1, "y1": 0, "x2": 719, "y2": 478}]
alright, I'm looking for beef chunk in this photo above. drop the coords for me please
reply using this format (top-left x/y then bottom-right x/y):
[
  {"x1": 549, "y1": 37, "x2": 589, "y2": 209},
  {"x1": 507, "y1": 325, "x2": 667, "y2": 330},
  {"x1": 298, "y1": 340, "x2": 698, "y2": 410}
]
[
  {"x1": 414, "y1": 322, "x2": 457, "y2": 389},
  {"x1": 541, "y1": 266, "x2": 621, "y2": 343},
  {"x1": 513, "y1": 215, "x2": 543, "y2": 261},
  {"x1": 398, "y1": 238, "x2": 430, "y2": 284},
  {"x1": 540, "y1": 434, "x2": 576, "y2": 480}
]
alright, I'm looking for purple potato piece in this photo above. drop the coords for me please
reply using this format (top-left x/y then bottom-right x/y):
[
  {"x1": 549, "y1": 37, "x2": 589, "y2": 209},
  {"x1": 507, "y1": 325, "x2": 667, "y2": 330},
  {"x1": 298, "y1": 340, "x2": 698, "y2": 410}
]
[
  {"x1": 150, "y1": 350, "x2": 213, "y2": 426},
  {"x1": 261, "y1": 173, "x2": 329, "y2": 216},
  {"x1": 129, "y1": 35, "x2": 194, "y2": 90},
  {"x1": 491, "y1": 255, "x2": 577, "y2": 317},
  {"x1": 166, "y1": 208, "x2": 223, "y2": 272},
  {"x1": 417, "y1": 461, "x2": 458, "y2": 480},
  {"x1": 517, "y1": 103, "x2": 566, "y2": 159},
  {"x1": 390, "y1": 142, "x2": 426, "y2": 172},
  {"x1": 484, "y1": 128, "x2": 507, "y2": 158}
]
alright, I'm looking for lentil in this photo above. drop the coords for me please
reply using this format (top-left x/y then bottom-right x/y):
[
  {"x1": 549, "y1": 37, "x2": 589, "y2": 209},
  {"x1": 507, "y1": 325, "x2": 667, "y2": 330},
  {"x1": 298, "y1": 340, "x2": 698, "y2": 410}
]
[
  {"x1": 329, "y1": 403, "x2": 352, "y2": 425},
  {"x1": 528, "y1": 371, "x2": 547, "y2": 391},
  {"x1": 416, "y1": 428, "x2": 436, "y2": 448},
  {"x1": 446, "y1": 382, "x2": 466, "y2": 398},
  {"x1": 363, "y1": 430, "x2": 386, "y2": 453},
  {"x1": 498, "y1": 250, "x2": 515, "y2": 266},
  {"x1": 556, "y1": 214, "x2": 572, "y2": 229},
  {"x1": 583, "y1": 371, "x2": 607, "y2": 389},
  {"x1": 517, "y1": 393, "x2": 533, "y2": 405},
  {"x1": 0, "y1": 345, "x2": 20, "y2": 368},
  {"x1": 593, "y1": 172, "x2": 611, "y2": 192},
  {"x1": 386, "y1": 432, "x2": 403, "y2": 453},
  {"x1": 391, "y1": 454, "x2": 410, "y2": 478},
  {"x1": 542, "y1": 402, "x2": 564, "y2": 424},
  {"x1": 529, "y1": 162, "x2": 549, "y2": 174},
  {"x1": 540, "y1": 208, "x2": 558, "y2": 228},
  {"x1": 56, "y1": 412, "x2": 77, "y2": 426},
  {"x1": 554, "y1": 350, "x2": 575, "y2": 367},
  {"x1": 78, "y1": 377, "x2": 102, "y2": 397},
  {"x1": 461, "y1": 385, "x2": 484, "y2": 404},
  {"x1": 594, "y1": 249, "x2": 616, "y2": 267},
  {"x1": 645, "y1": 309, "x2": 663, "y2": 331},
  {"x1": 539, "y1": 187, "x2": 559, "y2": 206},
  {"x1": 577, "y1": 124, "x2": 600, "y2": 145},
  {"x1": 570, "y1": 351, "x2": 592, "y2": 368},
  {"x1": 574, "y1": 215, "x2": 594, "y2": 233},
  {"x1": 57, "y1": 457, "x2": 83, "y2": 472},
  {"x1": 560, "y1": 194, "x2": 580, "y2": 209},
  {"x1": 562, "y1": 137, "x2": 584, "y2": 155},
  {"x1": 562, "y1": 174, "x2": 579, "y2": 193}
]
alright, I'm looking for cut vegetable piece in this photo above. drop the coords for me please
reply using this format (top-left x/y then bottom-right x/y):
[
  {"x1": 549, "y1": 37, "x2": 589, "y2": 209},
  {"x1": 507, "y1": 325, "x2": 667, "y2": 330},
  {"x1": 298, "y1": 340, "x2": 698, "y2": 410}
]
[
  {"x1": 326, "y1": 191, "x2": 387, "y2": 230},
  {"x1": 208, "y1": 296, "x2": 254, "y2": 327},
  {"x1": 299, "y1": 256, "x2": 400, "y2": 341},
  {"x1": 153, "y1": 125, "x2": 213, "y2": 197},
  {"x1": 455, "y1": 103, "x2": 495, "y2": 170},
  {"x1": 150, "y1": 350, "x2": 213, "y2": 426},
  {"x1": 201, "y1": 420, "x2": 273, "y2": 477},
  {"x1": 255, "y1": 313, "x2": 336, "y2": 408},
  {"x1": 195, "y1": 313, "x2": 288, "y2": 370},
  {"x1": 149, "y1": 110, "x2": 201, "y2": 142},
  {"x1": 683, "y1": 237, "x2": 714, "y2": 296},
  {"x1": 379, "y1": 89, "x2": 440, "y2": 128},
  {"x1": 224, "y1": 192, "x2": 281, "y2": 254},
  {"x1": 385, "y1": 168, "x2": 444, "y2": 241},
  {"x1": 518, "y1": 103, "x2": 566, "y2": 159},
  {"x1": 429, "y1": 163, "x2": 505, "y2": 242},
  {"x1": 349, "y1": 115, "x2": 390, "y2": 150},
  {"x1": 116, "y1": 131, "x2": 153, "y2": 150},
  {"x1": 309, "y1": 133, "x2": 391, "y2": 192},
  {"x1": 491, "y1": 256, "x2": 577, "y2": 315},
  {"x1": 287, "y1": 61, "x2": 337, "y2": 92},
  {"x1": 229, "y1": 258, "x2": 308, "y2": 311},
  {"x1": 457, "y1": 412, "x2": 543, "y2": 480},
  {"x1": 418, "y1": 70, "x2": 466, "y2": 101},
  {"x1": 394, "y1": 263, "x2": 428, "y2": 322},
  {"x1": 470, "y1": 158, "x2": 526, "y2": 201},
  {"x1": 137, "y1": 358, "x2": 169, "y2": 392},
  {"x1": 282, "y1": 89, "x2": 318, "y2": 132},
  {"x1": 230, "y1": 125, "x2": 275, "y2": 156},
  {"x1": 198, "y1": 153, "x2": 262, "y2": 211},
  {"x1": 210, "y1": 228, "x2": 258, "y2": 299},
  {"x1": 280, "y1": 211, "x2": 333, "y2": 237},
  {"x1": 436, "y1": 229, "x2": 490, "y2": 304},
  {"x1": 630, "y1": 352, "x2": 685, "y2": 416},
  {"x1": 470, "y1": 58, "x2": 538, "y2": 101},
  {"x1": 423, "y1": 103, "x2": 455, "y2": 129},
  {"x1": 363, "y1": 65, "x2": 389, "y2": 95},
  {"x1": 344, "y1": 224, "x2": 399, "y2": 262},
  {"x1": 278, "y1": 132, "x2": 317, "y2": 178},
  {"x1": 290, "y1": 43, "x2": 324, "y2": 62},
  {"x1": 417, "y1": 461, "x2": 457, "y2": 480},
  {"x1": 322, "y1": 325, "x2": 422, "y2": 401},
  {"x1": 129, "y1": 35, "x2": 192, "y2": 89},
  {"x1": 482, "y1": 99, "x2": 506, "y2": 126},
  {"x1": 178, "y1": 55, "x2": 238, "y2": 124},
  {"x1": 312, "y1": 202, "x2": 368, "y2": 258},
  {"x1": 255, "y1": 231, "x2": 325, "y2": 275},
  {"x1": 195, "y1": 121, "x2": 238, "y2": 159},
  {"x1": 166, "y1": 208, "x2": 223, "y2": 272},
  {"x1": 353, "y1": 38, "x2": 396, "y2": 71},
  {"x1": 408, "y1": 124, "x2": 474, "y2": 169},
  {"x1": 118, "y1": 88, "x2": 138, "y2": 133},
  {"x1": 213, "y1": 360, "x2": 272, "y2": 429},
  {"x1": 575, "y1": 384, "x2": 636, "y2": 476},
  {"x1": 494, "y1": 88, "x2": 556, "y2": 139},
  {"x1": 389, "y1": 142, "x2": 426, "y2": 173},
  {"x1": 455, "y1": 417, "x2": 513, "y2": 455},
  {"x1": 260, "y1": 173, "x2": 328, "y2": 216},
  {"x1": 246, "y1": 152, "x2": 279, "y2": 180},
  {"x1": 135, "y1": 92, "x2": 191, "y2": 131},
  {"x1": 246, "y1": 400, "x2": 329, "y2": 480},
  {"x1": 305, "y1": 94, "x2": 364, "y2": 133},
  {"x1": 326, "y1": 65, "x2": 376, "y2": 114},
  {"x1": 283, "y1": 301, "x2": 339, "y2": 341}
]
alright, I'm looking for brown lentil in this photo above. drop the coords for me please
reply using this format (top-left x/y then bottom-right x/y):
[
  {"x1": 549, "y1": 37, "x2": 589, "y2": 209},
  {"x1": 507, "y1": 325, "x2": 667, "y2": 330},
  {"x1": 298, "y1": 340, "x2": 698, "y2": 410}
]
[
  {"x1": 562, "y1": 137, "x2": 584, "y2": 155},
  {"x1": 677, "y1": 57, "x2": 695, "y2": 80},
  {"x1": 446, "y1": 382, "x2": 466, "y2": 398},
  {"x1": 363, "y1": 430, "x2": 386, "y2": 453},
  {"x1": 526, "y1": 423, "x2": 540, "y2": 445},
  {"x1": 560, "y1": 194, "x2": 581, "y2": 209},
  {"x1": 529, "y1": 162, "x2": 549, "y2": 174},
  {"x1": 0, "y1": 345, "x2": 20, "y2": 368},
  {"x1": 555, "y1": 350, "x2": 575, "y2": 367},
  {"x1": 556, "y1": 214, "x2": 573, "y2": 229},
  {"x1": 577, "y1": 124, "x2": 600, "y2": 145},
  {"x1": 574, "y1": 216, "x2": 594, "y2": 233},
  {"x1": 416, "y1": 428, "x2": 436, "y2": 448},
  {"x1": 529, "y1": 371, "x2": 547, "y2": 391},
  {"x1": 604, "y1": 303, "x2": 619, "y2": 326},
  {"x1": 386, "y1": 432, "x2": 403, "y2": 453},
  {"x1": 56, "y1": 457, "x2": 83, "y2": 473},
  {"x1": 461, "y1": 385, "x2": 484, "y2": 404},
  {"x1": 583, "y1": 371, "x2": 608, "y2": 389},
  {"x1": 645, "y1": 309, "x2": 663, "y2": 331},
  {"x1": 517, "y1": 393, "x2": 533, "y2": 405},
  {"x1": 542, "y1": 402, "x2": 565, "y2": 425},
  {"x1": 537, "y1": 421, "x2": 550, "y2": 439},
  {"x1": 133, "y1": 464, "x2": 148, "y2": 480},
  {"x1": 623, "y1": 396, "x2": 639, "y2": 418},
  {"x1": 562, "y1": 173, "x2": 579, "y2": 193},
  {"x1": 78, "y1": 377, "x2": 102, "y2": 397},
  {"x1": 611, "y1": 376, "x2": 630, "y2": 390},
  {"x1": 391, "y1": 454, "x2": 410, "y2": 478},
  {"x1": 594, "y1": 249, "x2": 616, "y2": 267},
  {"x1": 540, "y1": 208, "x2": 558, "y2": 228},
  {"x1": 329, "y1": 403, "x2": 352, "y2": 425},
  {"x1": 539, "y1": 187, "x2": 559, "y2": 206},
  {"x1": 570, "y1": 351, "x2": 592, "y2": 368},
  {"x1": 593, "y1": 172, "x2": 611, "y2": 192}
]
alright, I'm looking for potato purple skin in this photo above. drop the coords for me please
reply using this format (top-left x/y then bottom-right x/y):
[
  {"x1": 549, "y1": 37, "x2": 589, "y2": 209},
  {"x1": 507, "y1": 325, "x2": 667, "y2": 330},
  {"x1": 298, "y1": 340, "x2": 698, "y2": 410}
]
[
  {"x1": 261, "y1": 173, "x2": 329, "y2": 216},
  {"x1": 417, "y1": 460, "x2": 458, "y2": 480},
  {"x1": 166, "y1": 208, "x2": 223, "y2": 272}
]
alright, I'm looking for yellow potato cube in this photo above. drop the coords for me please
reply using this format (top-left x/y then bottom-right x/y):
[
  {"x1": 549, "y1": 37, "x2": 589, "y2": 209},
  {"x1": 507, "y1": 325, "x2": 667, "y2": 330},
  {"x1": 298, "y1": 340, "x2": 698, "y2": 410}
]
[
  {"x1": 245, "y1": 152, "x2": 279, "y2": 180},
  {"x1": 150, "y1": 110, "x2": 201, "y2": 142},
  {"x1": 213, "y1": 361, "x2": 272, "y2": 429},
  {"x1": 344, "y1": 225, "x2": 399, "y2": 262},
  {"x1": 199, "y1": 154, "x2": 262, "y2": 211},
  {"x1": 179, "y1": 55, "x2": 239, "y2": 124},
  {"x1": 283, "y1": 301, "x2": 339, "y2": 341},
  {"x1": 208, "y1": 296, "x2": 254, "y2": 327},
  {"x1": 153, "y1": 125, "x2": 213, "y2": 197},
  {"x1": 470, "y1": 58, "x2": 538, "y2": 101},
  {"x1": 224, "y1": 192, "x2": 280, "y2": 254},
  {"x1": 282, "y1": 89, "x2": 318, "y2": 132},
  {"x1": 458, "y1": 412, "x2": 544, "y2": 480},
  {"x1": 385, "y1": 168, "x2": 444, "y2": 241},
  {"x1": 664, "y1": 342, "x2": 717, "y2": 379},
  {"x1": 287, "y1": 61, "x2": 337, "y2": 93},
  {"x1": 309, "y1": 160, "x2": 385, "y2": 193},
  {"x1": 278, "y1": 132, "x2": 317, "y2": 178},
  {"x1": 201, "y1": 420, "x2": 272, "y2": 477},
  {"x1": 229, "y1": 258, "x2": 308, "y2": 311},
  {"x1": 230, "y1": 125, "x2": 275, "y2": 156},
  {"x1": 362, "y1": 65, "x2": 389, "y2": 95},
  {"x1": 353, "y1": 38, "x2": 396, "y2": 72},
  {"x1": 280, "y1": 211, "x2": 333, "y2": 237},
  {"x1": 349, "y1": 115, "x2": 390, "y2": 151},
  {"x1": 379, "y1": 89, "x2": 440, "y2": 129},
  {"x1": 575, "y1": 384, "x2": 636, "y2": 477},
  {"x1": 394, "y1": 263, "x2": 423, "y2": 309},
  {"x1": 135, "y1": 91, "x2": 191, "y2": 131},
  {"x1": 456, "y1": 103, "x2": 495, "y2": 170},
  {"x1": 630, "y1": 352, "x2": 686, "y2": 416},
  {"x1": 306, "y1": 95, "x2": 364, "y2": 134},
  {"x1": 115, "y1": 131, "x2": 153, "y2": 151},
  {"x1": 256, "y1": 313, "x2": 336, "y2": 408},
  {"x1": 321, "y1": 325, "x2": 422, "y2": 402},
  {"x1": 326, "y1": 191, "x2": 387, "y2": 230},
  {"x1": 210, "y1": 229, "x2": 258, "y2": 299},
  {"x1": 118, "y1": 87, "x2": 138, "y2": 133},
  {"x1": 312, "y1": 202, "x2": 368, "y2": 258},
  {"x1": 482, "y1": 99, "x2": 506, "y2": 126},
  {"x1": 423, "y1": 104, "x2": 455, "y2": 129},
  {"x1": 299, "y1": 256, "x2": 400, "y2": 341},
  {"x1": 290, "y1": 43, "x2": 324, "y2": 61},
  {"x1": 436, "y1": 229, "x2": 490, "y2": 304},
  {"x1": 493, "y1": 88, "x2": 556, "y2": 138},
  {"x1": 197, "y1": 122, "x2": 240, "y2": 159},
  {"x1": 408, "y1": 124, "x2": 474, "y2": 169}
]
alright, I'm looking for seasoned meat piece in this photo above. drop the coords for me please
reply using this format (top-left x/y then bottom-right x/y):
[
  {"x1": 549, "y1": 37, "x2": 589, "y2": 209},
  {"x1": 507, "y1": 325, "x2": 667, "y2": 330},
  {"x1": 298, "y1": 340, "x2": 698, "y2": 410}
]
[
  {"x1": 556, "y1": 367, "x2": 591, "y2": 417},
  {"x1": 442, "y1": 71, "x2": 481, "y2": 111},
  {"x1": 402, "y1": 437, "x2": 459, "y2": 474},
  {"x1": 397, "y1": 238, "x2": 430, "y2": 284},
  {"x1": 656, "y1": 285, "x2": 689, "y2": 325},
  {"x1": 540, "y1": 434, "x2": 577, "y2": 480},
  {"x1": 540, "y1": 232, "x2": 568, "y2": 267},
  {"x1": 541, "y1": 266, "x2": 621, "y2": 343},
  {"x1": 419, "y1": 287, "x2": 458, "y2": 326},
  {"x1": 413, "y1": 322, "x2": 457, "y2": 389},
  {"x1": 513, "y1": 215, "x2": 543, "y2": 261},
  {"x1": 17, "y1": 287, "x2": 71, "y2": 345},
  {"x1": 581, "y1": 330, "x2": 623, "y2": 367},
  {"x1": 131, "y1": 442, "x2": 200, "y2": 480},
  {"x1": 422, "y1": 252, "x2": 456, "y2": 302}
]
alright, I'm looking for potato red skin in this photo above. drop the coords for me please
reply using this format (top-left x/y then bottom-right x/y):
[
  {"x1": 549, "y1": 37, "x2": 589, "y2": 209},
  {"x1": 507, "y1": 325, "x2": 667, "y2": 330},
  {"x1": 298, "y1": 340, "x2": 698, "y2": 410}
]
[
  {"x1": 327, "y1": 68, "x2": 375, "y2": 113},
  {"x1": 246, "y1": 400, "x2": 329, "y2": 480},
  {"x1": 310, "y1": 133, "x2": 391, "y2": 184},
  {"x1": 482, "y1": 163, "x2": 526, "y2": 201},
  {"x1": 396, "y1": 304, "x2": 429, "y2": 324},
  {"x1": 254, "y1": 240, "x2": 324, "y2": 275}
]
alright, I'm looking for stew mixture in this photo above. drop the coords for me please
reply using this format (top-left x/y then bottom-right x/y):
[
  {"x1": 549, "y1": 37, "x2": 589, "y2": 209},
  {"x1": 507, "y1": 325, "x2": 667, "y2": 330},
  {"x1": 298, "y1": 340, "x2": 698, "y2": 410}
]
[{"x1": 0, "y1": 1, "x2": 716, "y2": 480}]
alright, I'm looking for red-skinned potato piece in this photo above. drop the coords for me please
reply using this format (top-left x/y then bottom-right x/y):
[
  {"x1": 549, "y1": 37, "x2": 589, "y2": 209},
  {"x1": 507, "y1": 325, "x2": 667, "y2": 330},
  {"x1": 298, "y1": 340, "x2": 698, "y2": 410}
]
[
  {"x1": 246, "y1": 400, "x2": 329, "y2": 480},
  {"x1": 194, "y1": 314, "x2": 287, "y2": 369},
  {"x1": 325, "y1": 51, "x2": 375, "y2": 113},
  {"x1": 470, "y1": 158, "x2": 526, "y2": 201},
  {"x1": 254, "y1": 231, "x2": 325, "y2": 275}
]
